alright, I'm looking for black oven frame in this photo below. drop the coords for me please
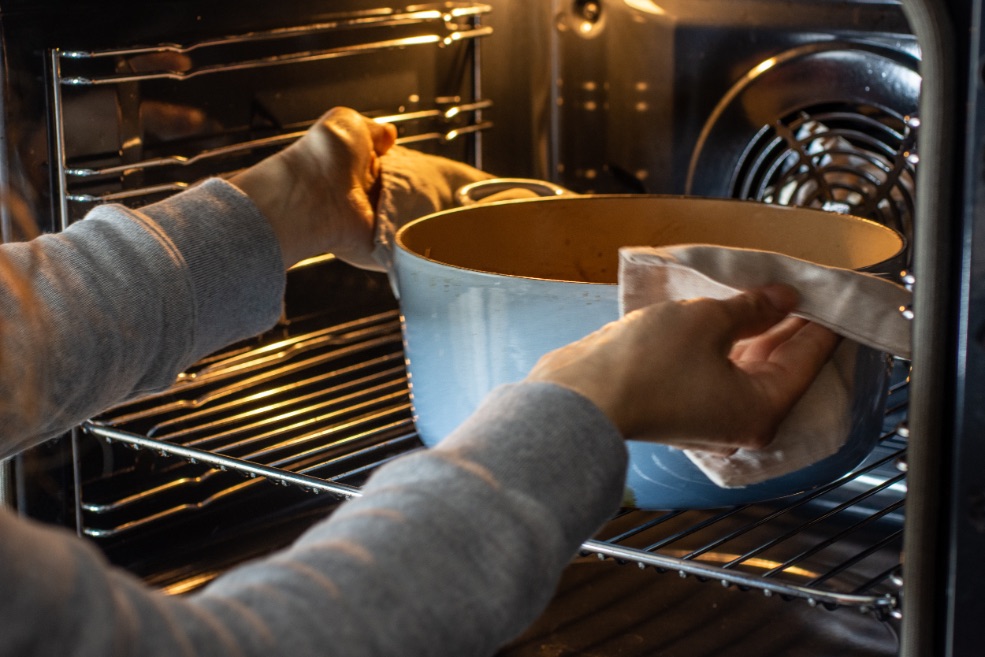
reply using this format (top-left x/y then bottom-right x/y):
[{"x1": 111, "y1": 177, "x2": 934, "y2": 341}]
[
  {"x1": 1, "y1": 0, "x2": 984, "y2": 654},
  {"x1": 900, "y1": 1, "x2": 985, "y2": 655}
]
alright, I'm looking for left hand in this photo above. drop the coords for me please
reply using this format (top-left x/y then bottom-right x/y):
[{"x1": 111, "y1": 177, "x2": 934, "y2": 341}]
[{"x1": 230, "y1": 107, "x2": 397, "y2": 269}]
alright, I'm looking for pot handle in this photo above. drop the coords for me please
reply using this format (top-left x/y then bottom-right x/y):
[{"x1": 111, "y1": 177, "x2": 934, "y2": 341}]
[{"x1": 455, "y1": 177, "x2": 574, "y2": 206}]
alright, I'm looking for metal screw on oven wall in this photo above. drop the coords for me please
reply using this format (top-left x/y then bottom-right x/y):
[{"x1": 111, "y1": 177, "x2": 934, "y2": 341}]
[
  {"x1": 899, "y1": 270, "x2": 916, "y2": 320},
  {"x1": 561, "y1": 0, "x2": 605, "y2": 38},
  {"x1": 895, "y1": 423, "x2": 909, "y2": 472},
  {"x1": 575, "y1": 0, "x2": 602, "y2": 23}
]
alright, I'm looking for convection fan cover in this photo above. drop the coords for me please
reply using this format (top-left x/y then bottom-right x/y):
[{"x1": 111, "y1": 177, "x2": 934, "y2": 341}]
[{"x1": 686, "y1": 41, "x2": 921, "y2": 248}]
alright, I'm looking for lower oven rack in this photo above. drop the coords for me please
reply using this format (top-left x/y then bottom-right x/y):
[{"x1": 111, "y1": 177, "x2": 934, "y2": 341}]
[{"x1": 80, "y1": 270, "x2": 907, "y2": 617}]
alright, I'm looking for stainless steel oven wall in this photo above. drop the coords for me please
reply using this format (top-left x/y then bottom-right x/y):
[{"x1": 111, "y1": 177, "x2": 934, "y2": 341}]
[
  {"x1": 549, "y1": 0, "x2": 918, "y2": 205},
  {"x1": 477, "y1": 0, "x2": 555, "y2": 179}
]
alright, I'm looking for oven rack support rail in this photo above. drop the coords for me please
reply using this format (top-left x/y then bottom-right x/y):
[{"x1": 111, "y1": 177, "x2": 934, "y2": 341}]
[
  {"x1": 54, "y1": 4, "x2": 493, "y2": 85},
  {"x1": 82, "y1": 411, "x2": 906, "y2": 617},
  {"x1": 581, "y1": 541, "x2": 899, "y2": 614},
  {"x1": 47, "y1": 1, "x2": 493, "y2": 226},
  {"x1": 60, "y1": 100, "x2": 494, "y2": 183}
]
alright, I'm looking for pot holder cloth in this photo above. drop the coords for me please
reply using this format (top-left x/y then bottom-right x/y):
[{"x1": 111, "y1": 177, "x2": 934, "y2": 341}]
[
  {"x1": 372, "y1": 145, "x2": 493, "y2": 274},
  {"x1": 618, "y1": 244, "x2": 912, "y2": 488}
]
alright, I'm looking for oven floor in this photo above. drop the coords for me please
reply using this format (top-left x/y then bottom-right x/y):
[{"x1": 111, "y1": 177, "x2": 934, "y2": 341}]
[{"x1": 499, "y1": 557, "x2": 899, "y2": 657}]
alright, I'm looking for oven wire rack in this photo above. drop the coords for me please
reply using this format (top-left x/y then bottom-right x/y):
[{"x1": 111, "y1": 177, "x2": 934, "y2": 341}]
[{"x1": 82, "y1": 304, "x2": 907, "y2": 618}]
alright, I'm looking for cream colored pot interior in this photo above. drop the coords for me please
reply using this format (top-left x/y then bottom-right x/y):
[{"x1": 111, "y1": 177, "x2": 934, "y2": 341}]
[{"x1": 398, "y1": 196, "x2": 906, "y2": 283}]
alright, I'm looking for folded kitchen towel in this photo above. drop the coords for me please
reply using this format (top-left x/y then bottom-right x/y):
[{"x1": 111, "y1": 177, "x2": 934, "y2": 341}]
[
  {"x1": 372, "y1": 145, "x2": 494, "y2": 274},
  {"x1": 618, "y1": 244, "x2": 912, "y2": 488}
]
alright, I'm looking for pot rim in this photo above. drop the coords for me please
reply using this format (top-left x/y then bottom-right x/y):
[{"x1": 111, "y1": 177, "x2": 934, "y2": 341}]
[{"x1": 393, "y1": 194, "x2": 908, "y2": 283}]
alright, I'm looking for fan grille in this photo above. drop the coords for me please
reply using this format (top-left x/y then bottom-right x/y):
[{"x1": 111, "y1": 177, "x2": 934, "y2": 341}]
[{"x1": 733, "y1": 103, "x2": 918, "y2": 248}]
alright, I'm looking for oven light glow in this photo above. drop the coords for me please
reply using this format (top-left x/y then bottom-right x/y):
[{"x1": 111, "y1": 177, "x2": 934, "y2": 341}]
[
  {"x1": 162, "y1": 572, "x2": 220, "y2": 596},
  {"x1": 751, "y1": 57, "x2": 779, "y2": 76},
  {"x1": 724, "y1": 557, "x2": 817, "y2": 579},
  {"x1": 852, "y1": 475, "x2": 908, "y2": 495},
  {"x1": 623, "y1": 0, "x2": 667, "y2": 16},
  {"x1": 661, "y1": 550, "x2": 818, "y2": 578}
]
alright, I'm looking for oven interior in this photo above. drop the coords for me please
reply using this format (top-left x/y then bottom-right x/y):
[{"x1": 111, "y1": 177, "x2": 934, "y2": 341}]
[{"x1": 2, "y1": 0, "x2": 923, "y2": 652}]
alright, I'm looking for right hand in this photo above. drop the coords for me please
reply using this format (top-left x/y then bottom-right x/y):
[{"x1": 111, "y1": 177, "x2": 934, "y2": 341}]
[{"x1": 524, "y1": 286, "x2": 840, "y2": 454}]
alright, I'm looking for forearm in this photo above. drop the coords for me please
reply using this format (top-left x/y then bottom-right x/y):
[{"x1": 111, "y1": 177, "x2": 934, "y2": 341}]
[
  {"x1": 0, "y1": 179, "x2": 285, "y2": 456},
  {"x1": 214, "y1": 382, "x2": 629, "y2": 656},
  {"x1": 0, "y1": 382, "x2": 627, "y2": 657}
]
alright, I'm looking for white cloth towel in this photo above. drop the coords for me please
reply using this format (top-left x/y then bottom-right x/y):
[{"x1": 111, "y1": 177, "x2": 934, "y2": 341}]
[
  {"x1": 372, "y1": 146, "x2": 493, "y2": 275},
  {"x1": 618, "y1": 244, "x2": 912, "y2": 488}
]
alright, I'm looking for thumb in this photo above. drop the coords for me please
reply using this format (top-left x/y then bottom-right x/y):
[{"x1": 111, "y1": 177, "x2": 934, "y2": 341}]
[{"x1": 369, "y1": 120, "x2": 397, "y2": 157}]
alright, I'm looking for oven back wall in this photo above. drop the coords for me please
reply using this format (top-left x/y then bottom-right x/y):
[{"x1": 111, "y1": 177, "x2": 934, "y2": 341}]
[{"x1": 545, "y1": 0, "x2": 916, "y2": 197}]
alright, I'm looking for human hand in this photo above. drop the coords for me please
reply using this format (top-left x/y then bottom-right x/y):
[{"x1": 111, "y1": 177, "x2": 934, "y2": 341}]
[
  {"x1": 524, "y1": 286, "x2": 840, "y2": 454},
  {"x1": 230, "y1": 107, "x2": 397, "y2": 269}
]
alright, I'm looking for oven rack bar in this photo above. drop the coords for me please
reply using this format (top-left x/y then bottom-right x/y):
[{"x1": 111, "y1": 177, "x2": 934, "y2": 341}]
[
  {"x1": 78, "y1": 425, "x2": 422, "y2": 538},
  {"x1": 83, "y1": 424, "x2": 367, "y2": 500},
  {"x1": 59, "y1": 4, "x2": 490, "y2": 62},
  {"x1": 581, "y1": 542, "x2": 898, "y2": 613},
  {"x1": 60, "y1": 109, "x2": 493, "y2": 206},
  {"x1": 59, "y1": 29, "x2": 493, "y2": 86},
  {"x1": 133, "y1": 310, "x2": 406, "y2": 400},
  {"x1": 64, "y1": 101, "x2": 494, "y2": 179},
  {"x1": 56, "y1": 4, "x2": 492, "y2": 85}
]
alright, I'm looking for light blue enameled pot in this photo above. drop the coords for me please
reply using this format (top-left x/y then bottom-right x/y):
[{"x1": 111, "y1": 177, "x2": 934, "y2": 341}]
[{"x1": 391, "y1": 192, "x2": 905, "y2": 509}]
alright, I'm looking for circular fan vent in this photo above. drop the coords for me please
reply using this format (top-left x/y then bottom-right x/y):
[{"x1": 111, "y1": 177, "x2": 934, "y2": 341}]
[{"x1": 733, "y1": 103, "x2": 918, "y2": 247}]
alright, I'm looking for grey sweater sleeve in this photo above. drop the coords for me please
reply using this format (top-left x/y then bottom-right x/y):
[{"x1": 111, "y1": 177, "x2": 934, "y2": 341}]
[
  {"x1": 0, "y1": 180, "x2": 629, "y2": 656},
  {"x1": 0, "y1": 384, "x2": 626, "y2": 657},
  {"x1": 0, "y1": 178, "x2": 285, "y2": 457}
]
